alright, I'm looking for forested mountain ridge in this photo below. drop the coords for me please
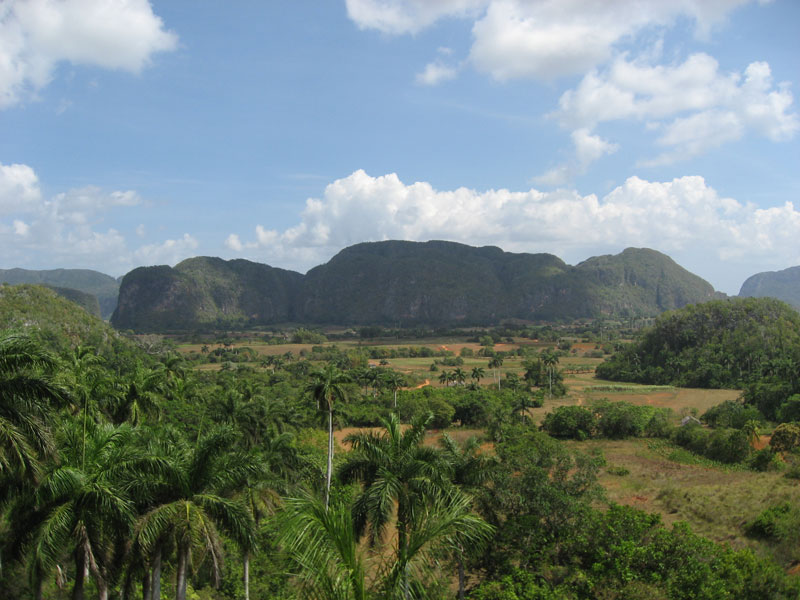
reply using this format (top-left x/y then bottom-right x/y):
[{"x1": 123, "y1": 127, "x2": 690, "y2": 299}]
[
  {"x1": 596, "y1": 297, "x2": 800, "y2": 419},
  {"x1": 739, "y1": 265, "x2": 800, "y2": 308},
  {"x1": 0, "y1": 267, "x2": 119, "y2": 318},
  {"x1": 0, "y1": 284, "x2": 141, "y2": 363},
  {"x1": 112, "y1": 241, "x2": 717, "y2": 331},
  {"x1": 111, "y1": 256, "x2": 303, "y2": 331}
]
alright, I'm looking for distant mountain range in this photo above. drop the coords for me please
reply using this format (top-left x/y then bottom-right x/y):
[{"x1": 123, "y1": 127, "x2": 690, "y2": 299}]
[
  {"x1": 110, "y1": 241, "x2": 719, "y2": 331},
  {"x1": 0, "y1": 268, "x2": 119, "y2": 319},
  {"x1": 739, "y1": 265, "x2": 800, "y2": 309}
]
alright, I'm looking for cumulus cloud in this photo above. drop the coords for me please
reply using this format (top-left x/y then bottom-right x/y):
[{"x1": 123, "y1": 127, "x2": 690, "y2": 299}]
[
  {"x1": 0, "y1": 162, "x2": 41, "y2": 213},
  {"x1": 345, "y1": 0, "x2": 486, "y2": 34},
  {"x1": 229, "y1": 169, "x2": 800, "y2": 293},
  {"x1": 133, "y1": 234, "x2": 199, "y2": 267},
  {"x1": 0, "y1": 161, "x2": 195, "y2": 275},
  {"x1": 554, "y1": 54, "x2": 797, "y2": 166},
  {"x1": 416, "y1": 60, "x2": 459, "y2": 86},
  {"x1": 347, "y1": 0, "x2": 755, "y2": 81},
  {"x1": 0, "y1": 0, "x2": 177, "y2": 108}
]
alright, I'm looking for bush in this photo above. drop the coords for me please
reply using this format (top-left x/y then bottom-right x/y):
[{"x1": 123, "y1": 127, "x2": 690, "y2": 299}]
[
  {"x1": 771, "y1": 423, "x2": 800, "y2": 453},
  {"x1": 541, "y1": 405, "x2": 597, "y2": 440},
  {"x1": 777, "y1": 394, "x2": 800, "y2": 423},
  {"x1": 593, "y1": 400, "x2": 657, "y2": 439},
  {"x1": 749, "y1": 448, "x2": 783, "y2": 472},
  {"x1": 702, "y1": 400, "x2": 764, "y2": 429},
  {"x1": 705, "y1": 428, "x2": 750, "y2": 463}
]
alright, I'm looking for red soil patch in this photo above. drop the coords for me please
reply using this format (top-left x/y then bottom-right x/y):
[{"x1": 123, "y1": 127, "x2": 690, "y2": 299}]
[{"x1": 751, "y1": 435, "x2": 771, "y2": 451}]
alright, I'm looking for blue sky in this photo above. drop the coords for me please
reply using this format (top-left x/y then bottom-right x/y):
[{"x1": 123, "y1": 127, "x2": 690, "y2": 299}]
[{"x1": 1, "y1": 0, "x2": 798, "y2": 294}]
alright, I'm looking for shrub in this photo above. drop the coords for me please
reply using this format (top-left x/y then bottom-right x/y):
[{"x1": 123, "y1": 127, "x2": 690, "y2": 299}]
[
  {"x1": 705, "y1": 428, "x2": 750, "y2": 463},
  {"x1": 593, "y1": 400, "x2": 656, "y2": 439},
  {"x1": 771, "y1": 423, "x2": 800, "y2": 453},
  {"x1": 749, "y1": 448, "x2": 783, "y2": 472},
  {"x1": 541, "y1": 405, "x2": 597, "y2": 440},
  {"x1": 702, "y1": 400, "x2": 764, "y2": 429},
  {"x1": 777, "y1": 394, "x2": 800, "y2": 423}
]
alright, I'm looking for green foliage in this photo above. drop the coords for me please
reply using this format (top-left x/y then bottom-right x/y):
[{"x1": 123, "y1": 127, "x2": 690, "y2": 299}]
[
  {"x1": 701, "y1": 400, "x2": 764, "y2": 429},
  {"x1": 596, "y1": 299, "x2": 800, "y2": 409},
  {"x1": 770, "y1": 423, "x2": 800, "y2": 452},
  {"x1": 777, "y1": 394, "x2": 800, "y2": 423},
  {"x1": 541, "y1": 405, "x2": 597, "y2": 440}
]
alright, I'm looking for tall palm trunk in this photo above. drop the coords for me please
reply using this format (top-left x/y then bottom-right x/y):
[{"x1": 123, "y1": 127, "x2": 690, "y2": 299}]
[
  {"x1": 243, "y1": 552, "x2": 250, "y2": 600},
  {"x1": 176, "y1": 542, "x2": 189, "y2": 600},
  {"x1": 151, "y1": 546, "x2": 162, "y2": 600},
  {"x1": 72, "y1": 548, "x2": 87, "y2": 600},
  {"x1": 142, "y1": 573, "x2": 151, "y2": 600},
  {"x1": 326, "y1": 406, "x2": 333, "y2": 510}
]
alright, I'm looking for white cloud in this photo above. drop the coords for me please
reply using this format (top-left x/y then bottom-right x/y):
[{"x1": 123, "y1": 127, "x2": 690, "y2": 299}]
[
  {"x1": 0, "y1": 0, "x2": 177, "y2": 108},
  {"x1": 416, "y1": 61, "x2": 459, "y2": 86},
  {"x1": 0, "y1": 162, "x2": 41, "y2": 213},
  {"x1": 345, "y1": 0, "x2": 486, "y2": 34},
  {"x1": 230, "y1": 169, "x2": 800, "y2": 293},
  {"x1": 133, "y1": 234, "x2": 198, "y2": 267},
  {"x1": 0, "y1": 161, "x2": 193, "y2": 275},
  {"x1": 534, "y1": 128, "x2": 618, "y2": 185},
  {"x1": 347, "y1": 0, "x2": 755, "y2": 81},
  {"x1": 555, "y1": 54, "x2": 798, "y2": 165}
]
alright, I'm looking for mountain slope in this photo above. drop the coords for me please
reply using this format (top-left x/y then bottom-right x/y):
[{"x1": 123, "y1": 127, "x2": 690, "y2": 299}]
[
  {"x1": 112, "y1": 241, "x2": 717, "y2": 331},
  {"x1": 739, "y1": 266, "x2": 800, "y2": 308},
  {"x1": 0, "y1": 268, "x2": 119, "y2": 318},
  {"x1": 111, "y1": 257, "x2": 303, "y2": 332}
]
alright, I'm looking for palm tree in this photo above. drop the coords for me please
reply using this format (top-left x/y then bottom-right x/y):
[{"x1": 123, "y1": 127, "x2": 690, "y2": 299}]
[
  {"x1": 381, "y1": 370, "x2": 405, "y2": 409},
  {"x1": 470, "y1": 366, "x2": 485, "y2": 387},
  {"x1": 338, "y1": 413, "x2": 491, "y2": 597},
  {"x1": 743, "y1": 419, "x2": 761, "y2": 447},
  {"x1": 438, "y1": 370, "x2": 450, "y2": 387},
  {"x1": 111, "y1": 362, "x2": 164, "y2": 426},
  {"x1": 133, "y1": 426, "x2": 258, "y2": 600},
  {"x1": 20, "y1": 421, "x2": 141, "y2": 600},
  {"x1": 0, "y1": 331, "x2": 65, "y2": 488},
  {"x1": 453, "y1": 368, "x2": 467, "y2": 387},
  {"x1": 438, "y1": 434, "x2": 496, "y2": 600},
  {"x1": 306, "y1": 364, "x2": 349, "y2": 509},
  {"x1": 279, "y1": 491, "x2": 368, "y2": 600},
  {"x1": 541, "y1": 350, "x2": 559, "y2": 399},
  {"x1": 488, "y1": 356, "x2": 504, "y2": 390}
]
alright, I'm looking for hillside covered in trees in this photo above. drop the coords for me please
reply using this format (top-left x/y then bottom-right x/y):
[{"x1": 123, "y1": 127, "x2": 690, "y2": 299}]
[
  {"x1": 596, "y1": 297, "x2": 800, "y2": 420},
  {"x1": 112, "y1": 241, "x2": 717, "y2": 331},
  {"x1": 0, "y1": 268, "x2": 120, "y2": 319}
]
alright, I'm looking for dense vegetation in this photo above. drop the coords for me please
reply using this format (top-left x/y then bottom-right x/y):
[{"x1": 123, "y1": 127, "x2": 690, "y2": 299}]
[
  {"x1": 112, "y1": 242, "x2": 716, "y2": 331},
  {"x1": 2, "y1": 289, "x2": 799, "y2": 599},
  {"x1": 596, "y1": 298, "x2": 800, "y2": 420},
  {"x1": 0, "y1": 268, "x2": 120, "y2": 319}
]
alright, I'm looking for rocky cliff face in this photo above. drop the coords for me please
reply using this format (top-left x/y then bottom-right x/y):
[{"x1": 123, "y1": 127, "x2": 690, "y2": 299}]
[
  {"x1": 111, "y1": 258, "x2": 303, "y2": 332},
  {"x1": 739, "y1": 266, "x2": 800, "y2": 308},
  {"x1": 111, "y1": 241, "x2": 719, "y2": 331}
]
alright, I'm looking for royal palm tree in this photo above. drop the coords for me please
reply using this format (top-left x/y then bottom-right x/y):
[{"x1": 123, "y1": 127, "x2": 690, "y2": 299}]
[
  {"x1": 381, "y1": 370, "x2": 405, "y2": 409},
  {"x1": 133, "y1": 425, "x2": 258, "y2": 600},
  {"x1": 0, "y1": 332, "x2": 65, "y2": 488},
  {"x1": 470, "y1": 366, "x2": 485, "y2": 387},
  {"x1": 488, "y1": 356, "x2": 504, "y2": 390},
  {"x1": 279, "y1": 491, "x2": 368, "y2": 600},
  {"x1": 339, "y1": 413, "x2": 491, "y2": 597},
  {"x1": 22, "y1": 421, "x2": 141, "y2": 600},
  {"x1": 438, "y1": 370, "x2": 450, "y2": 387},
  {"x1": 453, "y1": 368, "x2": 467, "y2": 387},
  {"x1": 541, "y1": 350, "x2": 559, "y2": 399},
  {"x1": 306, "y1": 364, "x2": 349, "y2": 509}
]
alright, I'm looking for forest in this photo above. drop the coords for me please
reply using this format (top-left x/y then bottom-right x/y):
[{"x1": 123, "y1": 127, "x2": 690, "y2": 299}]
[{"x1": 2, "y1": 286, "x2": 800, "y2": 599}]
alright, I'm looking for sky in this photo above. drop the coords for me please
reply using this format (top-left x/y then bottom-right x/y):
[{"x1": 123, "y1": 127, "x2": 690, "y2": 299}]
[{"x1": 0, "y1": 0, "x2": 798, "y2": 295}]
